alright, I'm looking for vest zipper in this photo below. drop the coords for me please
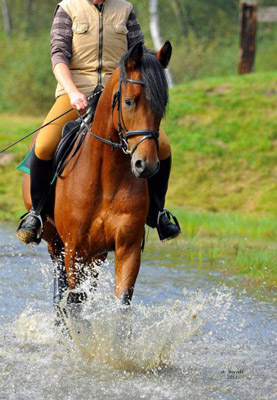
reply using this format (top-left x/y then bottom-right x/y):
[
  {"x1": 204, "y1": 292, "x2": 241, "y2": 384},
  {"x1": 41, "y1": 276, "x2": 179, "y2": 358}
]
[{"x1": 97, "y1": 7, "x2": 104, "y2": 86}]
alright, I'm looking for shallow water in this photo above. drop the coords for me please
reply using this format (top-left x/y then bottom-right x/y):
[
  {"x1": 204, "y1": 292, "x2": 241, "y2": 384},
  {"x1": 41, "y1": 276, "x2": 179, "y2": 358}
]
[{"x1": 0, "y1": 223, "x2": 277, "y2": 400}]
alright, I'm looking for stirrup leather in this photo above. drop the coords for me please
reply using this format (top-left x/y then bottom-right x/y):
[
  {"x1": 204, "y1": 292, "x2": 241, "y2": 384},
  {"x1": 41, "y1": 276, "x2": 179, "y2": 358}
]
[{"x1": 17, "y1": 209, "x2": 44, "y2": 244}]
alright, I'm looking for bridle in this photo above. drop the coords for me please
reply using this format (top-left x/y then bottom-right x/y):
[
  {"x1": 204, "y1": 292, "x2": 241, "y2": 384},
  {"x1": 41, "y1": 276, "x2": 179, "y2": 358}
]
[
  {"x1": 112, "y1": 74, "x2": 159, "y2": 156},
  {"x1": 79, "y1": 72, "x2": 159, "y2": 156}
]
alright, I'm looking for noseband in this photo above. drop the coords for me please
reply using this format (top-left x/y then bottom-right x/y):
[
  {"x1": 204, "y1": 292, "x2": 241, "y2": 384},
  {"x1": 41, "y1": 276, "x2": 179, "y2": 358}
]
[
  {"x1": 78, "y1": 73, "x2": 159, "y2": 156},
  {"x1": 112, "y1": 74, "x2": 159, "y2": 156}
]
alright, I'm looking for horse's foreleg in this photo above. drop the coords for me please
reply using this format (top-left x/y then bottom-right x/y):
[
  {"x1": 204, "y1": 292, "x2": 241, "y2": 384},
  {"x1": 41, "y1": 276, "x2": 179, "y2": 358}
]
[
  {"x1": 62, "y1": 247, "x2": 87, "y2": 324},
  {"x1": 46, "y1": 229, "x2": 68, "y2": 329},
  {"x1": 115, "y1": 242, "x2": 142, "y2": 305},
  {"x1": 63, "y1": 249, "x2": 105, "y2": 307}
]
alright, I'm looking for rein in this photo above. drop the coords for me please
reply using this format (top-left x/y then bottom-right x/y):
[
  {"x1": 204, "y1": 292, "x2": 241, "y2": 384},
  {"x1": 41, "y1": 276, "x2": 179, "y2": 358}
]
[
  {"x1": 0, "y1": 89, "x2": 104, "y2": 155},
  {"x1": 1, "y1": 74, "x2": 159, "y2": 158},
  {"x1": 79, "y1": 73, "x2": 159, "y2": 156}
]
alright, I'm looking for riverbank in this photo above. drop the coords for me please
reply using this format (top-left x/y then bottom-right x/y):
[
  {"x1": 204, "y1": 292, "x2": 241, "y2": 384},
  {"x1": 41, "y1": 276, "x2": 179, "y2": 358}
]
[
  {"x1": 171, "y1": 210, "x2": 277, "y2": 290},
  {"x1": 2, "y1": 210, "x2": 276, "y2": 289},
  {"x1": 1, "y1": 70, "x2": 277, "y2": 288}
]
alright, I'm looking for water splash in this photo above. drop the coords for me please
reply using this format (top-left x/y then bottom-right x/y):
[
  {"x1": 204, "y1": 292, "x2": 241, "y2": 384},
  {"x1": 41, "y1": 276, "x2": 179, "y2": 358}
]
[
  {"x1": 1, "y1": 226, "x2": 276, "y2": 400},
  {"x1": 12, "y1": 264, "x2": 234, "y2": 374}
]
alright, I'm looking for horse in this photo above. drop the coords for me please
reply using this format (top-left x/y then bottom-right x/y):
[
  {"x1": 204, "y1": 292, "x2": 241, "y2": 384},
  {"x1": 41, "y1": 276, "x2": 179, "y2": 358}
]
[{"x1": 22, "y1": 41, "x2": 172, "y2": 312}]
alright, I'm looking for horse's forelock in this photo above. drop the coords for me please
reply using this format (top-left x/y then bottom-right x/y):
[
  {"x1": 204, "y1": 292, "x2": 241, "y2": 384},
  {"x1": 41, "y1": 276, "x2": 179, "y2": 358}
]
[{"x1": 120, "y1": 48, "x2": 169, "y2": 119}]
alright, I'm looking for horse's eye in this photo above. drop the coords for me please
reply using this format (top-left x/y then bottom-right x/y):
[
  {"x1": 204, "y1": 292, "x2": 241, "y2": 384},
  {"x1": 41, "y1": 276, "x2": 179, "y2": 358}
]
[{"x1": 125, "y1": 99, "x2": 133, "y2": 107}]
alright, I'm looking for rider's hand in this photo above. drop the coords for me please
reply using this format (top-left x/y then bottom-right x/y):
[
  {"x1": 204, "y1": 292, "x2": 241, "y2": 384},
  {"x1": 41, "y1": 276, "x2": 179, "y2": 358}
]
[{"x1": 68, "y1": 89, "x2": 88, "y2": 112}]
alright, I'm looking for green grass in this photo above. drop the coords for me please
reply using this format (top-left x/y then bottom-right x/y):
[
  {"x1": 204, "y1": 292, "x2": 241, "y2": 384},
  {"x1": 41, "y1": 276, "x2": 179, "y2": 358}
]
[
  {"x1": 143, "y1": 209, "x2": 277, "y2": 289},
  {"x1": 0, "y1": 114, "x2": 42, "y2": 220},
  {"x1": 163, "y1": 71, "x2": 277, "y2": 214},
  {"x1": 1, "y1": 71, "x2": 277, "y2": 288},
  {"x1": 173, "y1": 210, "x2": 277, "y2": 289}
]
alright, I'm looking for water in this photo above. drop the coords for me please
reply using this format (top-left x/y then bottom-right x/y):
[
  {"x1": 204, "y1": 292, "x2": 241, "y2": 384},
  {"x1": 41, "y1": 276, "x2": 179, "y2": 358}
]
[{"x1": 0, "y1": 223, "x2": 277, "y2": 400}]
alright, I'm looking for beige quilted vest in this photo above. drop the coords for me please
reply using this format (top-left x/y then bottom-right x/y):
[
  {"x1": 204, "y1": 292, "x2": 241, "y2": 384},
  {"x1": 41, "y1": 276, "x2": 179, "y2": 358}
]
[{"x1": 55, "y1": 0, "x2": 133, "y2": 97}]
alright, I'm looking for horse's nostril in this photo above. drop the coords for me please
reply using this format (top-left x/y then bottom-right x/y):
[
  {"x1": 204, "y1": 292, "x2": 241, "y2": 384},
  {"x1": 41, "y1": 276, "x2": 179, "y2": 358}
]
[{"x1": 135, "y1": 159, "x2": 144, "y2": 172}]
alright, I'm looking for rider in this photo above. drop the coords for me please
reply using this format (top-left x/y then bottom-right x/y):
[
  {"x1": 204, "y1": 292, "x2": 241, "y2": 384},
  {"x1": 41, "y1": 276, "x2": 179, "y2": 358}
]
[{"x1": 16, "y1": 0, "x2": 181, "y2": 244}]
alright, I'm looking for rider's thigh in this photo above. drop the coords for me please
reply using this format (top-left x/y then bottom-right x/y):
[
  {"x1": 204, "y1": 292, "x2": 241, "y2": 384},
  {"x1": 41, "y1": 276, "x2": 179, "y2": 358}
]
[
  {"x1": 158, "y1": 128, "x2": 171, "y2": 160},
  {"x1": 35, "y1": 95, "x2": 78, "y2": 160}
]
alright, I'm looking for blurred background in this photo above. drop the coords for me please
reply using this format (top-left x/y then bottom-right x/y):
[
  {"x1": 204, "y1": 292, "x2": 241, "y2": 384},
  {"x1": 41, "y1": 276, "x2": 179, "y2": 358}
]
[{"x1": 0, "y1": 0, "x2": 276, "y2": 113}]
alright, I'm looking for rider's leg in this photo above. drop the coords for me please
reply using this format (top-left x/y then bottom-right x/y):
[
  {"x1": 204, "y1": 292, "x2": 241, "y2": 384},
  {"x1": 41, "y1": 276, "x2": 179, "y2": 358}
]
[
  {"x1": 147, "y1": 128, "x2": 181, "y2": 241},
  {"x1": 35, "y1": 95, "x2": 78, "y2": 160},
  {"x1": 17, "y1": 95, "x2": 78, "y2": 244}
]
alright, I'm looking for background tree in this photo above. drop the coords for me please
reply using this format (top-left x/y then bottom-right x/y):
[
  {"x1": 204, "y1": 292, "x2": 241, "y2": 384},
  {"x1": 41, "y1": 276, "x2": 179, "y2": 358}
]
[
  {"x1": 1, "y1": 0, "x2": 12, "y2": 36},
  {"x1": 148, "y1": 0, "x2": 174, "y2": 86}
]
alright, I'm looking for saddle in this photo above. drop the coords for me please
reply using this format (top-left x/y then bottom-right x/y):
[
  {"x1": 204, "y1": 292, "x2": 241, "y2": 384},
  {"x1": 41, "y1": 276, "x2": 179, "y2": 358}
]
[
  {"x1": 16, "y1": 86, "x2": 103, "y2": 177},
  {"x1": 53, "y1": 85, "x2": 103, "y2": 177}
]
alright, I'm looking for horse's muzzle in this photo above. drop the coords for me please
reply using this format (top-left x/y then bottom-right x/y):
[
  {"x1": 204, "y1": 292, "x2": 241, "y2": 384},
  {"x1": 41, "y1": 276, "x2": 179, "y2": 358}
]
[{"x1": 132, "y1": 158, "x2": 160, "y2": 178}]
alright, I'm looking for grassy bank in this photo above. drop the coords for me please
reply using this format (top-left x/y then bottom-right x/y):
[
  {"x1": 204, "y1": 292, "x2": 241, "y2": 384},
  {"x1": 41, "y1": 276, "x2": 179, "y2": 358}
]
[
  {"x1": 0, "y1": 71, "x2": 277, "y2": 287},
  {"x1": 173, "y1": 210, "x2": 277, "y2": 289},
  {"x1": 163, "y1": 70, "x2": 277, "y2": 214},
  {"x1": 0, "y1": 114, "x2": 42, "y2": 220}
]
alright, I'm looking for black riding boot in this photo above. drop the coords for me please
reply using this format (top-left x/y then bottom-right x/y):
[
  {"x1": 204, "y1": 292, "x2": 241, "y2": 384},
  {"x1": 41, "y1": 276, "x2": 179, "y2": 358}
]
[
  {"x1": 147, "y1": 155, "x2": 181, "y2": 241},
  {"x1": 17, "y1": 152, "x2": 53, "y2": 244}
]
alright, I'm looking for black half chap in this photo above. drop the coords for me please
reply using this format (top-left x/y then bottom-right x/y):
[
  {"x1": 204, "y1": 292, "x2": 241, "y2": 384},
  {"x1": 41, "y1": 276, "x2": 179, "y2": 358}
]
[
  {"x1": 30, "y1": 151, "x2": 53, "y2": 216},
  {"x1": 147, "y1": 155, "x2": 171, "y2": 227}
]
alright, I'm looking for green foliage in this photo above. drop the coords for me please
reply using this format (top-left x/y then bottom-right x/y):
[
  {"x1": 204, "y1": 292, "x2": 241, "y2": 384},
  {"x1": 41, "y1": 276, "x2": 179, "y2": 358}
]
[
  {"x1": 0, "y1": 33, "x2": 56, "y2": 114},
  {"x1": 1, "y1": 1, "x2": 277, "y2": 113},
  {"x1": 0, "y1": 0, "x2": 57, "y2": 33},
  {"x1": 146, "y1": 209, "x2": 277, "y2": 288},
  {"x1": 161, "y1": 71, "x2": 277, "y2": 215}
]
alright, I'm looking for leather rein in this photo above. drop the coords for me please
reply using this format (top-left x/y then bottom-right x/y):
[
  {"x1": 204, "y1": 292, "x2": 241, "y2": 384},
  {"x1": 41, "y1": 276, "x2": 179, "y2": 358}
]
[{"x1": 78, "y1": 74, "x2": 159, "y2": 156}]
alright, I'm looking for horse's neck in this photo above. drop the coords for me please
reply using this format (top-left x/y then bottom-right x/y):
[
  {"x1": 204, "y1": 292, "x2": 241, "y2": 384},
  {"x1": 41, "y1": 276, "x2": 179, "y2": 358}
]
[
  {"x1": 86, "y1": 87, "x2": 132, "y2": 182},
  {"x1": 91, "y1": 88, "x2": 117, "y2": 145}
]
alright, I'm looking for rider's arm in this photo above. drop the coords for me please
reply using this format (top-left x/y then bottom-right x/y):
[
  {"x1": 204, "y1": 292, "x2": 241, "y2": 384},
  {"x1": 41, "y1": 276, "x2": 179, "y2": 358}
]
[
  {"x1": 53, "y1": 63, "x2": 88, "y2": 110},
  {"x1": 50, "y1": 6, "x2": 88, "y2": 110}
]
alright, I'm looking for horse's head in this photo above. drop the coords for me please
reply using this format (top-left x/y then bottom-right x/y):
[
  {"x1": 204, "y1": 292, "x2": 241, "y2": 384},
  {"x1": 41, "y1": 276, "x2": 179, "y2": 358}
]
[{"x1": 112, "y1": 41, "x2": 172, "y2": 178}]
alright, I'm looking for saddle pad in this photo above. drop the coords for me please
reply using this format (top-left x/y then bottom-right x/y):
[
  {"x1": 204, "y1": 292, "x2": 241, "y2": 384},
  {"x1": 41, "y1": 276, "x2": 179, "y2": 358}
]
[
  {"x1": 16, "y1": 121, "x2": 81, "y2": 176},
  {"x1": 16, "y1": 123, "x2": 83, "y2": 177},
  {"x1": 16, "y1": 147, "x2": 34, "y2": 174}
]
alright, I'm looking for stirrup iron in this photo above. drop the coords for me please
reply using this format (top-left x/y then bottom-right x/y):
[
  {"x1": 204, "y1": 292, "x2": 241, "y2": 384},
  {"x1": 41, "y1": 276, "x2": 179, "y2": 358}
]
[
  {"x1": 17, "y1": 210, "x2": 44, "y2": 244},
  {"x1": 157, "y1": 209, "x2": 181, "y2": 242}
]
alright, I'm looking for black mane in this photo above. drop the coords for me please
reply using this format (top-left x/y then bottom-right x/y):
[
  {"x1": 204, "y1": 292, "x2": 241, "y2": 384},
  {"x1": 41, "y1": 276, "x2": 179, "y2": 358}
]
[{"x1": 120, "y1": 47, "x2": 169, "y2": 119}]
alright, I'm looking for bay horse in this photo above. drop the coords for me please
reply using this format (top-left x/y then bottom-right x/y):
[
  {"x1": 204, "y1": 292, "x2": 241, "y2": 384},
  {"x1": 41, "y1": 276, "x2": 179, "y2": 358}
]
[{"x1": 22, "y1": 41, "x2": 172, "y2": 310}]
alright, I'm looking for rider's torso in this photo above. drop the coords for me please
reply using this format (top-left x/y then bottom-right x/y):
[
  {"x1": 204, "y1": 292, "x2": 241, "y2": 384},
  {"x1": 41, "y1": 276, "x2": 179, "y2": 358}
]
[{"x1": 56, "y1": 0, "x2": 133, "y2": 97}]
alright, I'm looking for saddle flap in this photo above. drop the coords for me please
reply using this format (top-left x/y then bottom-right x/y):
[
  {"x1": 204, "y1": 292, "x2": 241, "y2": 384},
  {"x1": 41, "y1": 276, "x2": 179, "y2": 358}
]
[
  {"x1": 53, "y1": 122, "x2": 81, "y2": 171},
  {"x1": 62, "y1": 120, "x2": 80, "y2": 138}
]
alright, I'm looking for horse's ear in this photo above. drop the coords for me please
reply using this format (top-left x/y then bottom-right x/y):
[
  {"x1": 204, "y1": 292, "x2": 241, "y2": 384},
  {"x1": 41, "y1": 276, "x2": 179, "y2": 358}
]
[
  {"x1": 156, "y1": 40, "x2": 172, "y2": 68},
  {"x1": 126, "y1": 41, "x2": 143, "y2": 70}
]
